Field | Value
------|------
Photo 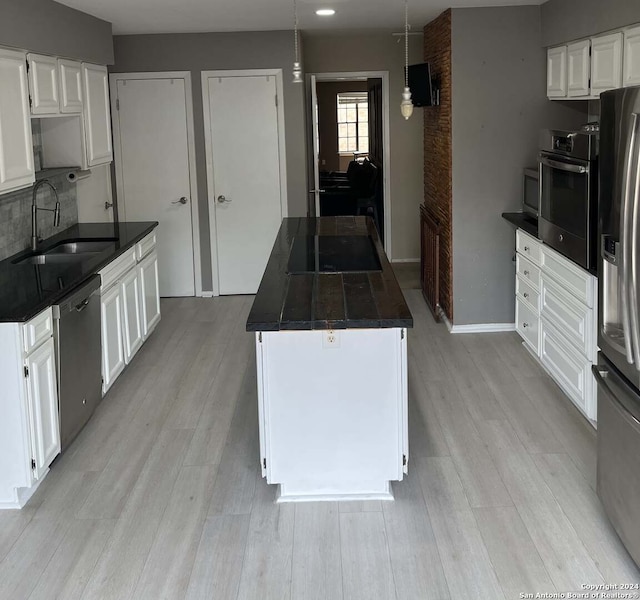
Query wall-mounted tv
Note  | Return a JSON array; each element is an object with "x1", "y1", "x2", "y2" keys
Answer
[{"x1": 406, "y1": 63, "x2": 440, "y2": 107}]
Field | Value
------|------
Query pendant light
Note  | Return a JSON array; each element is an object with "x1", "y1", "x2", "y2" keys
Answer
[
  {"x1": 400, "y1": 0, "x2": 413, "y2": 120},
  {"x1": 292, "y1": 0, "x2": 303, "y2": 83}
]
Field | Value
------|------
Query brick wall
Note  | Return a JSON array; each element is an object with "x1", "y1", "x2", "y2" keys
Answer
[{"x1": 423, "y1": 9, "x2": 453, "y2": 321}]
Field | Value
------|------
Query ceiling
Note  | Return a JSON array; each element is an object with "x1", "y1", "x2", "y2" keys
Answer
[{"x1": 56, "y1": 0, "x2": 544, "y2": 36}]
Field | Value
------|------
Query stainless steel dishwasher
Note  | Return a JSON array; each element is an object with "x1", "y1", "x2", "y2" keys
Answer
[{"x1": 53, "y1": 275, "x2": 102, "y2": 450}]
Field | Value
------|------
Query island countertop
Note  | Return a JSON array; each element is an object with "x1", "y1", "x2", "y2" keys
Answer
[
  {"x1": 246, "y1": 216, "x2": 413, "y2": 332},
  {"x1": 0, "y1": 221, "x2": 158, "y2": 323}
]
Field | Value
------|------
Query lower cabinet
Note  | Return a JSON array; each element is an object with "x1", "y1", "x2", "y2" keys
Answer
[
  {"x1": 99, "y1": 232, "x2": 160, "y2": 394},
  {"x1": 0, "y1": 308, "x2": 61, "y2": 508}
]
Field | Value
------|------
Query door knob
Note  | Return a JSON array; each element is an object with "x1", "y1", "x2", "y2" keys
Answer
[
  {"x1": 105, "y1": 201, "x2": 113, "y2": 210},
  {"x1": 172, "y1": 197, "x2": 188, "y2": 205},
  {"x1": 217, "y1": 195, "x2": 231, "y2": 203}
]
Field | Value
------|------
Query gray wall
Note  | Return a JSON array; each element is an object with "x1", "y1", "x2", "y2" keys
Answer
[
  {"x1": 111, "y1": 31, "x2": 308, "y2": 291},
  {"x1": 0, "y1": 0, "x2": 113, "y2": 64},
  {"x1": 541, "y1": 0, "x2": 640, "y2": 47},
  {"x1": 303, "y1": 31, "x2": 424, "y2": 262},
  {"x1": 451, "y1": 5, "x2": 587, "y2": 326}
]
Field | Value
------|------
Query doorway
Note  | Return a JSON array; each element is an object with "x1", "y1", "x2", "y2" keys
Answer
[
  {"x1": 309, "y1": 72, "x2": 391, "y2": 251},
  {"x1": 202, "y1": 69, "x2": 287, "y2": 296},
  {"x1": 110, "y1": 72, "x2": 201, "y2": 297}
]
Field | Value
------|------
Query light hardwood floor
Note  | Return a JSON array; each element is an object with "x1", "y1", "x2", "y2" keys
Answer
[{"x1": 0, "y1": 282, "x2": 639, "y2": 600}]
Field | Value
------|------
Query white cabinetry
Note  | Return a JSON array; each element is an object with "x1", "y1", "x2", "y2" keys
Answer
[
  {"x1": 0, "y1": 48, "x2": 35, "y2": 194},
  {"x1": 99, "y1": 231, "x2": 160, "y2": 394},
  {"x1": 82, "y1": 63, "x2": 113, "y2": 167},
  {"x1": 58, "y1": 59, "x2": 83, "y2": 113},
  {"x1": 623, "y1": 25, "x2": 640, "y2": 87},
  {"x1": 567, "y1": 40, "x2": 591, "y2": 97},
  {"x1": 0, "y1": 308, "x2": 60, "y2": 508},
  {"x1": 591, "y1": 32, "x2": 623, "y2": 96},
  {"x1": 547, "y1": 46, "x2": 567, "y2": 98},
  {"x1": 27, "y1": 53, "x2": 60, "y2": 115},
  {"x1": 513, "y1": 228, "x2": 598, "y2": 424}
]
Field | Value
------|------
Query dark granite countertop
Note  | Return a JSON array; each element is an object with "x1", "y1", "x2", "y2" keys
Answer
[
  {"x1": 246, "y1": 216, "x2": 413, "y2": 332},
  {"x1": 502, "y1": 212, "x2": 539, "y2": 238},
  {"x1": 0, "y1": 222, "x2": 158, "y2": 322}
]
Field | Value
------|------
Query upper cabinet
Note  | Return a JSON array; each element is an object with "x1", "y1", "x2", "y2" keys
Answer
[
  {"x1": 590, "y1": 32, "x2": 623, "y2": 95},
  {"x1": 0, "y1": 48, "x2": 35, "y2": 194},
  {"x1": 58, "y1": 59, "x2": 83, "y2": 113},
  {"x1": 547, "y1": 46, "x2": 567, "y2": 98},
  {"x1": 623, "y1": 25, "x2": 640, "y2": 87},
  {"x1": 27, "y1": 54, "x2": 60, "y2": 114},
  {"x1": 82, "y1": 63, "x2": 113, "y2": 167},
  {"x1": 567, "y1": 40, "x2": 591, "y2": 97},
  {"x1": 547, "y1": 25, "x2": 636, "y2": 99}
]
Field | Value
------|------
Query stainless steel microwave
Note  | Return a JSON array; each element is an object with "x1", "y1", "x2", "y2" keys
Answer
[{"x1": 523, "y1": 167, "x2": 539, "y2": 218}]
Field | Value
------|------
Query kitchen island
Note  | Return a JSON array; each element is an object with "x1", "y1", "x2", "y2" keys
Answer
[{"x1": 246, "y1": 216, "x2": 413, "y2": 502}]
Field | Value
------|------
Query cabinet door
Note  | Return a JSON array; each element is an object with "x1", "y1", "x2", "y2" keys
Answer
[
  {"x1": 82, "y1": 63, "x2": 113, "y2": 166},
  {"x1": 120, "y1": 267, "x2": 144, "y2": 363},
  {"x1": 139, "y1": 252, "x2": 161, "y2": 338},
  {"x1": 567, "y1": 40, "x2": 591, "y2": 97},
  {"x1": 547, "y1": 46, "x2": 567, "y2": 98},
  {"x1": 25, "y1": 338, "x2": 60, "y2": 480},
  {"x1": 591, "y1": 32, "x2": 623, "y2": 95},
  {"x1": 101, "y1": 283, "x2": 125, "y2": 393},
  {"x1": 58, "y1": 59, "x2": 83, "y2": 113},
  {"x1": 0, "y1": 48, "x2": 35, "y2": 194},
  {"x1": 623, "y1": 25, "x2": 640, "y2": 87},
  {"x1": 27, "y1": 53, "x2": 60, "y2": 115}
]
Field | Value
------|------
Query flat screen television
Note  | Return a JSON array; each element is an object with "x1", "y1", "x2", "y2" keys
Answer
[{"x1": 406, "y1": 63, "x2": 435, "y2": 107}]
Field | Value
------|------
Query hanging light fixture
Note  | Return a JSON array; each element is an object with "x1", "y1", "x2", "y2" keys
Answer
[
  {"x1": 292, "y1": 0, "x2": 303, "y2": 83},
  {"x1": 400, "y1": 0, "x2": 413, "y2": 120}
]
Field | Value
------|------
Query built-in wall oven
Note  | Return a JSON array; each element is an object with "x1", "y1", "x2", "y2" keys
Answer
[{"x1": 538, "y1": 130, "x2": 598, "y2": 271}]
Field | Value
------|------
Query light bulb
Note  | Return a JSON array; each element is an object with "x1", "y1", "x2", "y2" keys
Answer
[
  {"x1": 292, "y1": 61, "x2": 303, "y2": 83},
  {"x1": 400, "y1": 86, "x2": 413, "y2": 120}
]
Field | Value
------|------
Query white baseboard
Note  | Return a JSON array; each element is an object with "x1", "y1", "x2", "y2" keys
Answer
[
  {"x1": 445, "y1": 318, "x2": 516, "y2": 334},
  {"x1": 200, "y1": 291, "x2": 215, "y2": 298},
  {"x1": 391, "y1": 258, "x2": 420, "y2": 264}
]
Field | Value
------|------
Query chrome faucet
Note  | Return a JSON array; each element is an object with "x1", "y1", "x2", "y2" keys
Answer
[{"x1": 31, "y1": 179, "x2": 61, "y2": 251}]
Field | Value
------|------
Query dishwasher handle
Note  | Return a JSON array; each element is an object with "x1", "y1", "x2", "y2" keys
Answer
[{"x1": 54, "y1": 274, "x2": 101, "y2": 317}]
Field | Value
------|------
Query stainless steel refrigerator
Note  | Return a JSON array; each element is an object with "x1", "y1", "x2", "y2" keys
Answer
[{"x1": 596, "y1": 85, "x2": 640, "y2": 567}]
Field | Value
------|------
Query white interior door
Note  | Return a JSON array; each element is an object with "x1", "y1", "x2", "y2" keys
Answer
[
  {"x1": 204, "y1": 74, "x2": 284, "y2": 295},
  {"x1": 113, "y1": 77, "x2": 195, "y2": 297}
]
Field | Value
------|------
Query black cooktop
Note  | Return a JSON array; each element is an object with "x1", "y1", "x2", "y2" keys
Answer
[{"x1": 287, "y1": 235, "x2": 382, "y2": 274}]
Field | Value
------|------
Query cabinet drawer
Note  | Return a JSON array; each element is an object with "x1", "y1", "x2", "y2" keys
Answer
[
  {"x1": 540, "y1": 274, "x2": 594, "y2": 359},
  {"x1": 516, "y1": 254, "x2": 541, "y2": 291},
  {"x1": 99, "y1": 247, "x2": 136, "y2": 291},
  {"x1": 541, "y1": 245, "x2": 595, "y2": 308},
  {"x1": 540, "y1": 320, "x2": 593, "y2": 419},
  {"x1": 22, "y1": 308, "x2": 53, "y2": 354},
  {"x1": 136, "y1": 231, "x2": 156, "y2": 262},
  {"x1": 516, "y1": 276, "x2": 540, "y2": 313},
  {"x1": 516, "y1": 229, "x2": 541, "y2": 265},
  {"x1": 516, "y1": 298, "x2": 540, "y2": 354}
]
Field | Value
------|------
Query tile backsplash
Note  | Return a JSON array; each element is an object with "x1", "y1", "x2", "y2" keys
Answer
[{"x1": 0, "y1": 120, "x2": 79, "y2": 261}]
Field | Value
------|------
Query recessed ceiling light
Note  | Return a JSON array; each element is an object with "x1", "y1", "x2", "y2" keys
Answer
[{"x1": 316, "y1": 9, "x2": 336, "y2": 16}]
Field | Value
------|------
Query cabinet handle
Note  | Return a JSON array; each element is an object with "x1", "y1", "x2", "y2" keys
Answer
[
  {"x1": 524, "y1": 246, "x2": 530, "y2": 251},
  {"x1": 523, "y1": 292, "x2": 529, "y2": 298},
  {"x1": 524, "y1": 270, "x2": 530, "y2": 276},
  {"x1": 523, "y1": 322, "x2": 529, "y2": 328}
]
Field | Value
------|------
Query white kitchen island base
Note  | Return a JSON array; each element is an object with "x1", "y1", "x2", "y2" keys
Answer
[{"x1": 255, "y1": 327, "x2": 408, "y2": 502}]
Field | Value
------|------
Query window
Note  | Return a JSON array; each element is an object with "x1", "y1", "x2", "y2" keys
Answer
[{"x1": 337, "y1": 92, "x2": 369, "y2": 154}]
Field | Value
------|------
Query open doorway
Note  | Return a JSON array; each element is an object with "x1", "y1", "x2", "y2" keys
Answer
[{"x1": 309, "y1": 73, "x2": 389, "y2": 248}]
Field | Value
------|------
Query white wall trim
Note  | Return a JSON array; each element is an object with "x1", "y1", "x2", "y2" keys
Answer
[
  {"x1": 200, "y1": 291, "x2": 215, "y2": 298},
  {"x1": 309, "y1": 71, "x2": 392, "y2": 260},
  {"x1": 391, "y1": 258, "x2": 420, "y2": 264},
  {"x1": 201, "y1": 68, "x2": 288, "y2": 297},
  {"x1": 109, "y1": 71, "x2": 203, "y2": 297},
  {"x1": 445, "y1": 320, "x2": 517, "y2": 334}
]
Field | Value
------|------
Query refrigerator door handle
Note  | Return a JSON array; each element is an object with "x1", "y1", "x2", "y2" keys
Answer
[{"x1": 627, "y1": 113, "x2": 640, "y2": 370}]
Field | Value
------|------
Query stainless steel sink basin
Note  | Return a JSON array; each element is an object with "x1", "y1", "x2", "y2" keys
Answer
[
  {"x1": 16, "y1": 253, "x2": 97, "y2": 265},
  {"x1": 46, "y1": 240, "x2": 115, "y2": 254}
]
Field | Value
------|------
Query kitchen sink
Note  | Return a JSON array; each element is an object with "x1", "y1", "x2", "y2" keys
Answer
[
  {"x1": 15, "y1": 253, "x2": 97, "y2": 265},
  {"x1": 46, "y1": 240, "x2": 115, "y2": 254}
]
